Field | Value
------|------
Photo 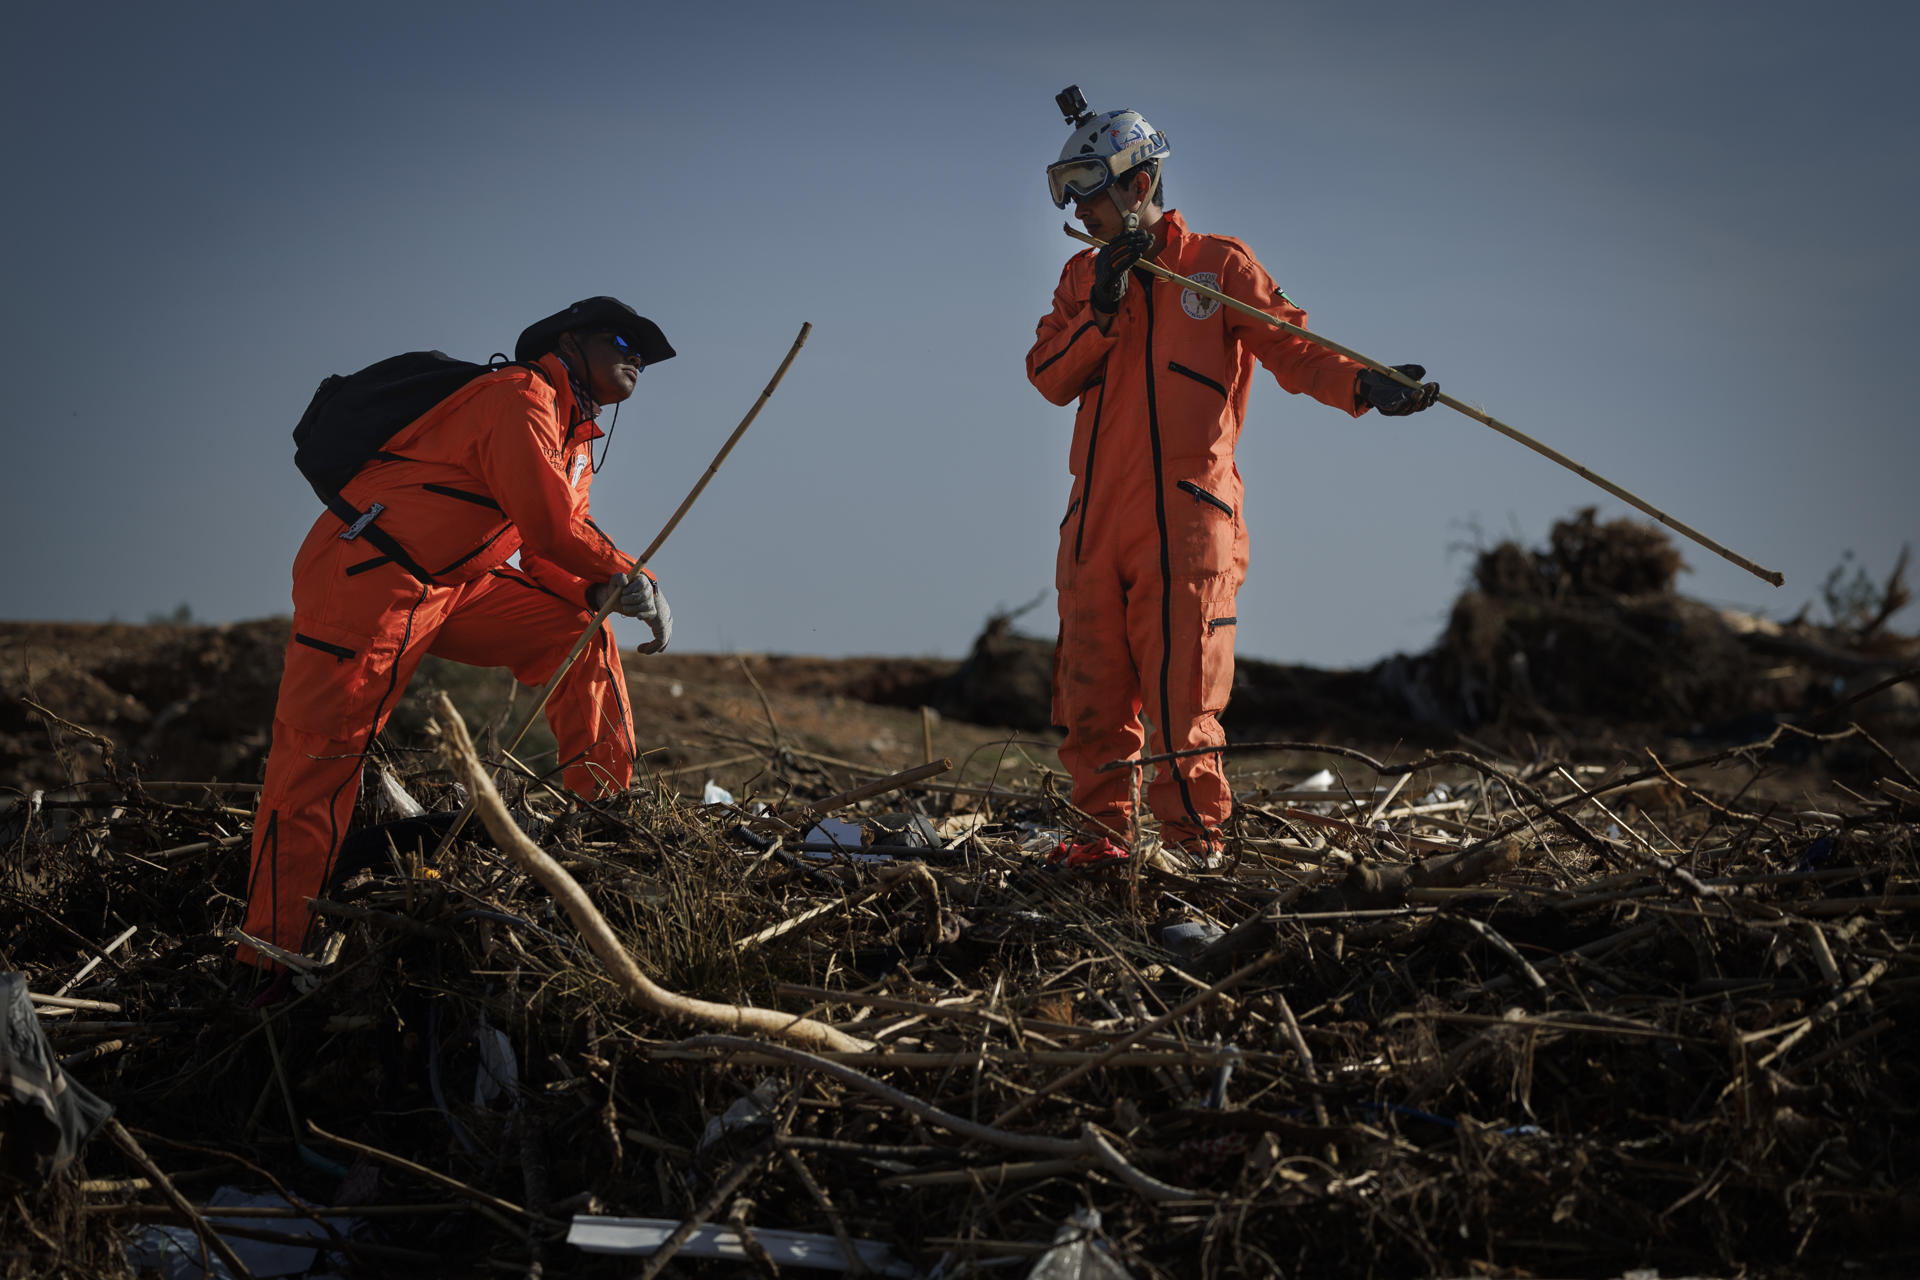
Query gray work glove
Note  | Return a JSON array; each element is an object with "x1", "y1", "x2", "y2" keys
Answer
[{"x1": 596, "y1": 571, "x2": 673, "y2": 654}]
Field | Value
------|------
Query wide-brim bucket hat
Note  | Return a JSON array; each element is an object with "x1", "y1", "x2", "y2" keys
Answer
[{"x1": 514, "y1": 296, "x2": 676, "y2": 365}]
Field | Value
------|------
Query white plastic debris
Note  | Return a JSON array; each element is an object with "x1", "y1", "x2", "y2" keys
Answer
[
  {"x1": 568, "y1": 1216, "x2": 913, "y2": 1275},
  {"x1": 702, "y1": 780, "x2": 734, "y2": 805},
  {"x1": 124, "y1": 1186, "x2": 360, "y2": 1278},
  {"x1": 374, "y1": 765, "x2": 425, "y2": 819},
  {"x1": 1027, "y1": 1206, "x2": 1133, "y2": 1279},
  {"x1": 696, "y1": 1079, "x2": 779, "y2": 1155},
  {"x1": 935, "y1": 812, "x2": 989, "y2": 841},
  {"x1": 1297, "y1": 769, "x2": 1336, "y2": 790},
  {"x1": 472, "y1": 1011, "x2": 518, "y2": 1110},
  {"x1": 1017, "y1": 824, "x2": 1071, "y2": 853}
]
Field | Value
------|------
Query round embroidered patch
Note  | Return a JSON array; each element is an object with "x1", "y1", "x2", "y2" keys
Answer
[{"x1": 1181, "y1": 272, "x2": 1222, "y2": 320}]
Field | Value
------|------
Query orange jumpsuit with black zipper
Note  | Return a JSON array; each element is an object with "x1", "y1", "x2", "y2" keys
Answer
[
  {"x1": 1027, "y1": 209, "x2": 1367, "y2": 851},
  {"x1": 241, "y1": 351, "x2": 643, "y2": 961}
]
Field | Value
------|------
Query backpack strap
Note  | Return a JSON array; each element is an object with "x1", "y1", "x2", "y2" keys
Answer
[
  {"x1": 491, "y1": 357, "x2": 556, "y2": 390},
  {"x1": 323, "y1": 492, "x2": 440, "y2": 584}
]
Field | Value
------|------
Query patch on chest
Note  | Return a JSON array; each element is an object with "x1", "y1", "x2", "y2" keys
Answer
[
  {"x1": 570, "y1": 452, "x2": 590, "y2": 486},
  {"x1": 1180, "y1": 272, "x2": 1222, "y2": 320}
]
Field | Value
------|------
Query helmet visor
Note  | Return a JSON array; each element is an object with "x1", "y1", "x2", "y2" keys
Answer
[{"x1": 1046, "y1": 158, "x2": 1115, "y2": 209}]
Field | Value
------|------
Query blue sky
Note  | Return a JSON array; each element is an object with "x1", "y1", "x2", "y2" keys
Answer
[{"x1": 3, "y1": 1, "x2": 1914, "y2": 666}]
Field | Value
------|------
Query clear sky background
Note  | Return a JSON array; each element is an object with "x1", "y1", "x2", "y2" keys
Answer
[{"x1": 3, "y1": 1, "x2": 1914, "y2": 667}]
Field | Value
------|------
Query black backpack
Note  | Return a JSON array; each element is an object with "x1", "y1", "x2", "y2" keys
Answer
[{"x1": 291, "y1": 351, "x2": 552, "y2": 578}]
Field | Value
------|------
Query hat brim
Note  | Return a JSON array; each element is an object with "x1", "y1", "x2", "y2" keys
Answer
[{"x1": 514, "y1": 297, "x2": 676, "y2": 366}]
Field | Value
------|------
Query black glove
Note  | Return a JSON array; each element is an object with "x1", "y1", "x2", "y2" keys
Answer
[
  {"x1": 1090, "y1": 228, "x2": 1154, "y2": 313},
  {"x1": 1357, "y1": 363, "x2": 1440, "y2": 416}
]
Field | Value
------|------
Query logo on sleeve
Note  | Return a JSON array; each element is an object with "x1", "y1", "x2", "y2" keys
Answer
[{"x1": 1181, "y1": 272, "x2": 1222, "y2": 320}]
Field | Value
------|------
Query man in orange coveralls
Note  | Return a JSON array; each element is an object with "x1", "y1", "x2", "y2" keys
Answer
[
  {"x1": 1027, "y1": 91, "x2": 1440, "y2": 861},
  {"x1": 240, "y1": 296, "x2": 675, "y2": 968}
]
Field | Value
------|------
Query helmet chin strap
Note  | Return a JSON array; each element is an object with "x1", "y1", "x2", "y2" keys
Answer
[{"x1": 1111, "y1": 168, "x2": 1161, "y2": 235}]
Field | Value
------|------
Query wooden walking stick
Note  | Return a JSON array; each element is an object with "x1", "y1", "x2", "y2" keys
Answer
[
  {"x1": 432, "y1": 322, "x2": 812, "y2": 857},
  {"x1": 1064, "y1": 224, "x2": 1784, "y2": 588}
]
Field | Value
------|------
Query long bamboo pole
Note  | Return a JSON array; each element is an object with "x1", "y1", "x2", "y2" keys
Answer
[
  {"x1": 1064, "y1": 224, "x2": 1782, "y2": 587},
  {"x1": 432, "y1": 322, "x2": 812, "y2": 859},
  {"x1": 631, "y1": 321, "x2": 815, "y2": 569}
]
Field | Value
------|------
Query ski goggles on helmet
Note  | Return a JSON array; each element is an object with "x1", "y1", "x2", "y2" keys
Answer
[{"x1": 1046, "y1": 158, "x2": 1118, "y2": 209}]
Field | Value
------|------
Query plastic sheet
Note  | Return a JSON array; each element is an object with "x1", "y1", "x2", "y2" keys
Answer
[
  {"x1": 123, "y1": 1187, "x2": 360, "y2": 1279},
  {"x1": 0, "y1": 972, "x2": 113, "y2": 1188},
  {"x1": 1026, "y1": 1207, "x2": 1133, "y2": 1279}
]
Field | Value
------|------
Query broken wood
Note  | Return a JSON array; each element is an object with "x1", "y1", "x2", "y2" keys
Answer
[
  {"x1": 767, "y1": 758, "x2": 955, "y2": 828},
  {"x1": 432, "y1": 692, "x2": 870, "y2": 1054}
]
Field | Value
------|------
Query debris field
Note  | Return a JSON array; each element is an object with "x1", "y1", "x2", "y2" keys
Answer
[{"x1": 3, "y1": 514, "x2": 1917, "y2": 1278}]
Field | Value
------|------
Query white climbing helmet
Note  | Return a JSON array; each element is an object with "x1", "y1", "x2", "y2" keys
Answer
[
  {"x1": 1052, "y1": 95, "x2": 1167, "y2": 210},
  {"x1": 1046, "y1": 100, "x2": 1170, "y2": 209}
]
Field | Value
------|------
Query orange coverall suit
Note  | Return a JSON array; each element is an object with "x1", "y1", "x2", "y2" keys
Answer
[
  {"x1": 1026, "y1": 210, "x2": 1366, "y2": 850},
  {"x1": 242, "y1": 352, "x2": 641, "y2": 960}
]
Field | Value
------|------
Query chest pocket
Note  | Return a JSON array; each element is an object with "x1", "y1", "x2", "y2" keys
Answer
[{"x1": 1167, "y1": 361, "x2": 1227, "y2": 401}]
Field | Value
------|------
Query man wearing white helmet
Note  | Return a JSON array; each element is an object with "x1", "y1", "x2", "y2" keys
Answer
[{"x1": 1028, "y1": 86, "x2": 1439, "y2": 862}]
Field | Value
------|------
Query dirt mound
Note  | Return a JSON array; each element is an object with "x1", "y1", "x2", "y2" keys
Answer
[
  {"x1": 1472, "y1": 506, "x2": 1686, "y2": 599},
  {"x1": 1, "y1": 621, "x2": 286, "y2": 792},
  {"x1": 1431, "y1": 511, "x2": 1916, "y2": 738},
  {"x1": 933, "y1": 611, "x2": 1056, "y2": 731},
  {"x1": 1435, "y1": 587, "x2": 1778, "y2": 729},
  {"x1": 930, "y1": 511, "x2": 1917, "y2": 748}
]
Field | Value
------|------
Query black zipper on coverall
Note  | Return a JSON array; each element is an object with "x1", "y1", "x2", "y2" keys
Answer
[
  {"x1": 1139, "y1": 274, "x2": 1209, "y2": 837},
  {"x1": 1072, "y1": 380, "x2": 1107, "y2": 563},
  {"x1": 307, "y1": 583, "x2": 429, "y2": 950}
]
